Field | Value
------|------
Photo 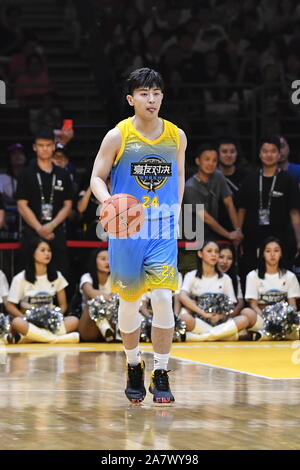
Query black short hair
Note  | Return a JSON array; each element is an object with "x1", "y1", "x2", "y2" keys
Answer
[
  {"x1": 34, "y1": 128, "x2": 55, "y2": 142},
  {"x1": 196, "y1": 143, "x2": 218, "y2": 158},
  {"x1": 259, "y1": 136, "x2": 281, "y2": 152},
  {"x1": 217, "y1": 136, "x2": 238, "y2": 148},
  {"x1": 126, "y1": 68, "x2": 164, "y2": 95}
]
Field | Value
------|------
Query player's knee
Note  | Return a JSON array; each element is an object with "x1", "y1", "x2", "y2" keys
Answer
[
  {"x1": 118, "y1": 297, "x2": 142, "y2": 334},
  {"x1": 151, "y1": 288, "x2": 175, "y2": 329}
]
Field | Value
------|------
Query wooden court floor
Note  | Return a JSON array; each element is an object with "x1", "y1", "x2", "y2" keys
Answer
[{"x1": 1, "y1": 341, "x2": 300, "y2": 450}]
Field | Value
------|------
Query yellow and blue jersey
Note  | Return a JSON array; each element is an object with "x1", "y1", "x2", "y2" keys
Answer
[
  {"x1": 111, "y1": 117, "x2": 179, "y2": 219},
  {"x1": 108, "y1": 117, "x2": 180, "y2": 301}
]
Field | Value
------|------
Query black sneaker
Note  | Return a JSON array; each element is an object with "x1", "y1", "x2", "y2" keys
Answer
[
  {"x1": 149, "y1": 369, "x2": 175, "y2": 404},
  {"x1": 104, "y1": 328, "x2": 115, "y2": 342},
  {"x1": 4, "y1": 333, "x2": 21, "y2": 344},
  {"x1": 125, "y1": 360, "x2": 146, "y2": 403}
]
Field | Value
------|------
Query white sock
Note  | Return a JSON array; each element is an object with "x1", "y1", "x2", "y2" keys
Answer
[
  {"x1": 192, "y1": 317, "x2": 212, "y2": 334},
  {"x1": 125, "y1": 345, "x2": 141, "y2": 366},
  {"x1": 154, "y1": 352, "x2": 169, "y2": 371}
]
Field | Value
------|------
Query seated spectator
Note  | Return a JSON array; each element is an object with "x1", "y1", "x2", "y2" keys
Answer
[
  {"x1": 0, "y1": 143, "x2": 27, "y2": 239},
  {"x1": 176, "y1": 31, "x2": 203, "y2": 82},
  {"x1": 288, "y1": 20, "x2": 300, "y2": 56},
  {"x1": 217, "y1": 242, "x2": 244, "y2": 316},
  {"x1": 9, "y1": 35, "x2": 45, "y2": 82},
  {"x1": 193, "y1": 4, "x2": 227, "y2": 53},
  {"x1": 159, "y1": 45, "x2": 186, "y2": 101},
  {"x1": 259, "y1": 0, "x2": 296, "y2": 35},
  {"x1": 0, "y1": 5, "x2": 27, "y2": 57},
  {"x1": 112, "y1": 28, "x2": 145, "y2": 79},
  {"x1": 0, "y1": 269, "x2": 9, "y2": 312},
  {"x1": 245, "y1": 236, "x2": 300, "y2": 340},
  {"x1": 200, "y1": 51, "x2": 221, "y2": 83},
  {"x1": 254, "y1": 63, "x2": 287, "y2": 119},
  {"x1": 78, "y1": 248, "x2": 117, "y2": 342},
  {"x1": 243, "y1": 11, "x2": 269, "y2": 52},
  {"x1": 260, "y1": 36, "x2": 287, "y2": 73},
  {"x1": 5, "y1": 238, "x2": 79, "y2": 344},
  {"x1": 284, "y1": 52, "x2": 300, "y2": 88},
  {"x1": 179, "y1": 240, "x2": 250, "y2": 341},
  {"x1": 63, "y1": 0, "x2": 81, "y2": 51},
  {"x1": 237, "y1": 45, "x2": 262, "y2": 86},
  {"x1": 29, "y1": 92, "x2": 62, "y2": 137},
  {"x1": 204, "y1": 72, "x2": 240, "y2": 136},
  {"x1": 143, "y1": 30, "x2": 165, "y2": 71},
  {"x1": 213, "y1": 0, "x2": 240, "y2": 28},
  {"x1": 14, "y1": 53, "x2": 53, "y2": 103}
]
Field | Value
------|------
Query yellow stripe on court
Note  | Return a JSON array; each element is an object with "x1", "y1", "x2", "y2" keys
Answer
[{"x1": 2, "y1": 341, "x2": 300, "y2": 379}]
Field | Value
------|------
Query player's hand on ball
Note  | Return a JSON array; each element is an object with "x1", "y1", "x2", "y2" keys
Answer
[{"x1": 99, "y1": 193, "x2": 145, "y2": 238}]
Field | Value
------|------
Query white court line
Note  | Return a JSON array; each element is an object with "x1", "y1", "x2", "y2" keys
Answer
[
  {"x1": 0, "y1": 389, "x2": 298, "y2": 393},
  {"x1": 171, "y1": 344, "x2": 294, "y2": 349},
  {"x1": 0, "y1": 346, "x2": 92, "y2": 353}
]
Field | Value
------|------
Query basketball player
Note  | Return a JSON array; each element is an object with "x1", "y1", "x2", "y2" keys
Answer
[{"x1": 91, "y1": 68, "x2": 186, "y2": 404}]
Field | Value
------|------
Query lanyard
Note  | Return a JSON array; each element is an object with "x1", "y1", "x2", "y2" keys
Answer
[
  {"x1": 36, "y1": 172, "x2": 56, "y2": 205},
  {"x1": 259, "y1": 169, "x2": 278, "y2": 211},
  {"x1": 225, "y1": 177, "x2": 239, "y2": 192}
]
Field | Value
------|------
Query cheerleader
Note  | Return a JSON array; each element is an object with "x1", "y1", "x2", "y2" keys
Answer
[
  {"x1": 245, "y1": 236, "x2": 300, "y2": 339},
  {"x1": 179, "y1": 240, "x2": 250, "y2": 341},
  {"x1": 217, "y1": 243, "x2": 244, "y2": 315},
  {"x1": 5, "y1": 238, "x2": 79, "y2": 343},
  {"x1": 78, "y1": 248, "x2": 116, "y2": 342},
  {"x1": 0, "y1": 269, "x2": 9, "y2": 311}
]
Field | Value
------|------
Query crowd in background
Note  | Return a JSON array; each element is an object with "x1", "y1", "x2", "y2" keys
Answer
[{"x1": 1, "y1": 1, "x2": 300, "y2": 154}]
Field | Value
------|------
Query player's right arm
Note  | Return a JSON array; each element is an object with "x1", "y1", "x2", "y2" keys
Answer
[{"x1": 90, "y1": 128, "x2": 122, "y2": 203}]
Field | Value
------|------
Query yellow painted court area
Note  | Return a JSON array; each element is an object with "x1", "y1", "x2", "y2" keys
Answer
[
  {"x1": 2, "y1": 340, "x2": 300, "y2": 380},
  {"x1": 169, "y1": 342, "x2": 300, "y2": 380}
]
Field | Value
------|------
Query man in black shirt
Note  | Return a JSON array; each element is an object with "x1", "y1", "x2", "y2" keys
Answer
[
  {"x1": 16, "y1": 130, "x2": 73, "y2": 277},
  {"x1": 237, "y1": 136, "x2": 300, "y2": 282},
  {"x1": 218, "y1": 137, "x2": 250, "y2": 231}
]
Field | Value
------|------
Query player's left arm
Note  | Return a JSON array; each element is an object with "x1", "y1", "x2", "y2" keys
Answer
[{"x1": 177, "y1": 129, "x2": 187, "y2": 218}]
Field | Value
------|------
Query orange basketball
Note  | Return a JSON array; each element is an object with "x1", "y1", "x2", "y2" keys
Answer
[{"x1": 99, "y1": 193, "x2": 145, "y2": 238}]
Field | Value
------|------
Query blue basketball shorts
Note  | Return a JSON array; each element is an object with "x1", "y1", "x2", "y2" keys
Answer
[{"x1": 108, "y1": 216, "x2": 178, "y2": 301}]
